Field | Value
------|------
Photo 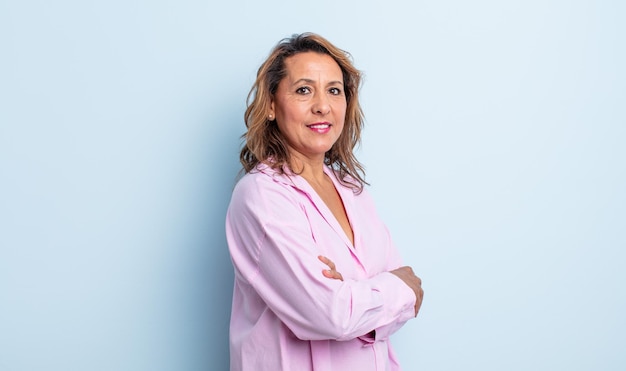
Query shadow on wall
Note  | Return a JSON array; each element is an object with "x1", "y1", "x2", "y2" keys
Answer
[{"x1": 183, "y1": 99, "x2": 244, "y2": 370}]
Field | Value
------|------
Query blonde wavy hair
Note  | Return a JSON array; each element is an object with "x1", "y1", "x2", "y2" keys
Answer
[{"x1": 240, "y1": 32, "x2": 367, "y2": 193}]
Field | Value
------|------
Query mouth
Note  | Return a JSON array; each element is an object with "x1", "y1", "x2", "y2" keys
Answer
[
  {"x1": 306, "y1": 122, "x2": 332, "y2": 130},
  {"x1": 306, "y1": 122, "x2": 332, "y2": 133}
]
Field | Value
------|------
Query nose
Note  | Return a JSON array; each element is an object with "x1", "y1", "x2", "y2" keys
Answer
[{"x1": 311, "y1": 93, "x2": 331, "y2": 115}]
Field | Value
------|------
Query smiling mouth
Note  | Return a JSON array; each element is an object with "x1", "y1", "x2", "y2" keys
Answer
[{"x1": 306, "y1": 123, "x2": 331, "y2": 129}]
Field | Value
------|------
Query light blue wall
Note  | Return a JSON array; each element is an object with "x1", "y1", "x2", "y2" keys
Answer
[{"x1": 1, "y1": 1, "x2": 624, "y2": 370}]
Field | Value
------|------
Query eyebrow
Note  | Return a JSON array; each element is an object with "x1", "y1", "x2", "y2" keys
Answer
[{"x1": 292, "y1": 78, "x2": 344, "y2": 86}]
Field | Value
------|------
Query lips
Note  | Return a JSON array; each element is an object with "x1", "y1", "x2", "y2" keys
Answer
[{"x1": 306, "y1": 122, "x2": 332, "y2": 134}]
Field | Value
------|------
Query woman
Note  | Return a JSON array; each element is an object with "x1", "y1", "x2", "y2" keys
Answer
[{"x1": 226, "y1": 33, "x2": 424, "y2": 371}]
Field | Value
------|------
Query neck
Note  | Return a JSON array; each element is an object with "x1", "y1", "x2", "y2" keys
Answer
[{"x1": 289, "y1": 153, "x2": 327, "y2": 185}]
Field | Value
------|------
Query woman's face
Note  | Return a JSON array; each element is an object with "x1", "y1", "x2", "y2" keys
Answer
[{"x1": 269, "y1": 51, "x2": 347, "y2": 163}]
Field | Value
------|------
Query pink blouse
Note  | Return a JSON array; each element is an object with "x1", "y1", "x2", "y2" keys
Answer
[{"x1": 226, "y1": 163, "x2": 416, "y2": 370}]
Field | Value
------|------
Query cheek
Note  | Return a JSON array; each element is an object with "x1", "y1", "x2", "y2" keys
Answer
[
  {"x1": 277, "y1": 100, "x2": 306, "y2": 121},
  {"x1": 336, "y1": 108, "x2": 347, "y2": 129},
  {"x1": 335, "y1": 101, "x2": 347, "y2": 120},
  {"x1": 337, "y1": 123, "x2": 347, "y2": 137}
]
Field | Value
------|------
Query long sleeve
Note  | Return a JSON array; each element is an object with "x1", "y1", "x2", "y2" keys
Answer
[
  {"x1": 367, "y1": 223, "x2": 416, "y2": 341},
  {"x1": 227, "y1": 170, "x2": 415, "y2": 342}
]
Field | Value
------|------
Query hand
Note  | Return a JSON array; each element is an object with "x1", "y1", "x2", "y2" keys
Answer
[
  {"x1": 390, "y1": 266, "x2": 424, "y2": 316},
  {"x1": 318, "y1": 255, "x2": 344, "y2": 281}
]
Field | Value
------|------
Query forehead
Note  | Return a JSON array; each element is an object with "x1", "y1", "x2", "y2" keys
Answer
[{"x1": 283, "y1": 52, "x2": 343, "y2": 81}]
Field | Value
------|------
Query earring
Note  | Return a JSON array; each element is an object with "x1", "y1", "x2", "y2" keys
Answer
[{"x1": 268, "y1": 115, "x2": 274, "y2": 120}]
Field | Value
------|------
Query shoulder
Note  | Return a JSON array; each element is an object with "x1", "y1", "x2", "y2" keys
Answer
[
  {"x1": 229, "y1": 165, "x2": 303, "y2": 216},
  {"x1": 233, "y1": 164, "x2": 296, "y2": 197}
]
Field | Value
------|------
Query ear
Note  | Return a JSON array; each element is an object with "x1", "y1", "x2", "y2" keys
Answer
[{"x1": 268, "y1": 99, "x2": 276, "y2": 119}]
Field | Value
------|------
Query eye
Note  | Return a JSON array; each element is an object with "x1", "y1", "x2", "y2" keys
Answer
[
  {"x1": 329, "y1": 87, "x2": 342, "y2": 95},
  {"x1": 296, "y1": 86, "x2": 311, "y2": 94}
]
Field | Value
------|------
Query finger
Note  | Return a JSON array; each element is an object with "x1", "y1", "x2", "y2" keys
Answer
[
  {"x1": 322, "y1": 269, "x2": 343, "y2": 280},
  {"x1": 415, "y1": 289, "x2": 424, "y2": 316},
  {"x1": 318, "y1": 255, "x2": 336, "y2": 270},
  {"x1": 322, "y1": 268, "x2": 344, "y2": 281},
  {"x1": 322, "y1": 269, "x2": 337, "y2": 279}
]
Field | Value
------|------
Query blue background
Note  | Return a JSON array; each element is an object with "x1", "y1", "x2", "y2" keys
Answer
[{"x1": 1, "y1": 0, "x2": 624, "y2": 370}]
